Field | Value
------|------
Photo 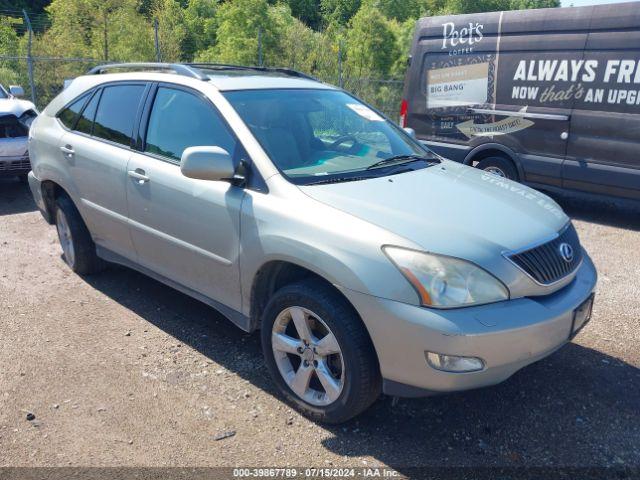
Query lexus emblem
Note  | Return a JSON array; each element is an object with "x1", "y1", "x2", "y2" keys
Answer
[{"x1": 559, "y1": 243, "x2": 574, "y2": 263}]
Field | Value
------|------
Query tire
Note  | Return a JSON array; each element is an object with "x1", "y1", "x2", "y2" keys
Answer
[
  {"x1": 261, "y1": 279, "x2": 381, "y2": 424},
  {"x1": 54, "y1": 194, "x2": 105, "y2": 275},
  {"x1": 476, "y1": 156, "x2": 519, "y2": 181}
]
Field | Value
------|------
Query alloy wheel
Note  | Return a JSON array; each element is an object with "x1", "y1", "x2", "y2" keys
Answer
[
  {"x1": 271, "y1": 306, "x2": 345, "y2": 406},
  {"x1": 484, "y1": 166, "x2": 506, "y2": 178},
  {"x1": 56, "y1": 208, "x2": 75, "y2": 267}
]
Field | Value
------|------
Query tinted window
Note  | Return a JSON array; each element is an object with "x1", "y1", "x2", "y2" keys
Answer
[
  {"x1": 145, "y1": 87, "x2": 236, "y2": 161},
  {"x1": 75, "y1": 91, "x2": 100, "y2": 135},
  {"x1": 58, "y1": 94, "x2": 89, "y2": 129},
  {"x1": 93, "y1": 85, "x2": 145, "y2": 146}
]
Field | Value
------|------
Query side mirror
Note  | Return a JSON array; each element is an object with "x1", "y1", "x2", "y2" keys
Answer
[
  {"x1": 180, "y1": 146, "x2": 236, "y2": 181},
  {"x1": 403, "y1": 127, "x2": 416, "y2": 138},
  {"x1": 9, "y1": 85, "x2": 25, "y2": 97}
]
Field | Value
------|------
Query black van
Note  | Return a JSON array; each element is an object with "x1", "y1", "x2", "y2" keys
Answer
[{"x1": 401, "y1": 2, "x2": 640, "y2": 200}]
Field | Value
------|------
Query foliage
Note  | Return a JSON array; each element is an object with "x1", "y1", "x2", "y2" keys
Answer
[{"x1": 1, "y1": 0, "x2": 560, "y2": 109}]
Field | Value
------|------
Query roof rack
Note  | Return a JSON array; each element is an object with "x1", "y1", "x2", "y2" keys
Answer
[
  {"x1": 86, "y1": 63, "x2": 208, "y2": 80},
  {"x1": 186, "y1": 63, "x2": 318, "y2": 81},
  {"x1": 86, "y1": 62, "x2": 319, "y2": 82}
]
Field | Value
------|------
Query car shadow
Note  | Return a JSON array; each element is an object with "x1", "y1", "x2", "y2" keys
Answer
[
  {"x1": 80, "y1": 266, "x2": 640, "y2": 470},
  {"x1": 0, "y1": 177, "x2": 37, "y2": 216},
  {"x1": 545, "y1": 189, "x2": 640, "y2": 232}
]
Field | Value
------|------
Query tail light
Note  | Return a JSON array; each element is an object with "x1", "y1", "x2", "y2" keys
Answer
[{"x1": 399, "y1": 99, "x2": 408, "y2": 128}]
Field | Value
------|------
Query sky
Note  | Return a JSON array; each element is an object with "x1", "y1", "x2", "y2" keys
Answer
[{"x1": 561, "y1": 0, "x2": 637, "y2": 6}]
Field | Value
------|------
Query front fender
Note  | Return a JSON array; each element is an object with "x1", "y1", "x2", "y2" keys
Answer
[{"x1": 238, "y1": 189, "x2": 422, "y2": 317}]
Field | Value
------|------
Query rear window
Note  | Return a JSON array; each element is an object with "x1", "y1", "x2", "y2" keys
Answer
[
  {"x1": 75, "y1": 91, "x2": 100, "y2": 135},
  {"x1": 58, "y1": 94, "x2": 89, "y2": 129},
  {"x1": 92, "y1": 85, "x2": 145, "y2": 146}
]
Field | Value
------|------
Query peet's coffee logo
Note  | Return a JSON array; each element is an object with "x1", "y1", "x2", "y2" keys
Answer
[{"x1": 442, "y1": 22, "x2": 484, "y2": 56}]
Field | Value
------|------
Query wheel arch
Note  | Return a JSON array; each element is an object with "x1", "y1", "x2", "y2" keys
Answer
[
  {"x1": 463, "y1": 143, "x2": 524, "y2": 181},
  {"x1": 249, "y1": 260, "x2": 361, "y2": 333},
  {"x1": 40, "y1": 179, "x2": 70, "y2": 224}
]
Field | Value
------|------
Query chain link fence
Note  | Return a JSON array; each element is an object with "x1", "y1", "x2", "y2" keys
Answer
[{"x1": 0, "y1": 11, "x2": 404, "y2": 120}]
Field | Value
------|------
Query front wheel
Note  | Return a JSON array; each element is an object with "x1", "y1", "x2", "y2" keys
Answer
[
  {"x1": 261, "y1": 280, "x2": 381, "y2": 424},
  {"x1": 476, "y1": 156, "x2": 519, "y2": 181}
]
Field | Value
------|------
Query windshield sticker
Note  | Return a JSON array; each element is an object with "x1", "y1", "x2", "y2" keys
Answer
[
  {"x1": 427, "y1": 62, "x2": 489, "y2": 109},
  {"x1": 346, "y1": 103, "x2": 384, "y2": 121}
]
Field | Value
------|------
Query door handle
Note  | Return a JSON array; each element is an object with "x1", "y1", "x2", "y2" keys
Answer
[
  {"x1": 60, "y1": 145, "x2": 74, "y2": 158},
  {"x1": 128, "y1": 169, "x2": 150, "y2": 183}
]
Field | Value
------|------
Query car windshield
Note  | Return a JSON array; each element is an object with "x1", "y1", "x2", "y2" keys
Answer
[{"x1": 223, "y1": 89, "x2": 437, "y2": 184}]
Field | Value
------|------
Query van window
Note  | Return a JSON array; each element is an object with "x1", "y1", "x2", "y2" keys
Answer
[
  {"x1": 93, "y1": 85, "x2": 145, "y2": 146},
  {"x1": 58, "y1": 94, "x2": 89, "y2": 129},
  {"x1": 75, "y1": 90, "x2": 100, "y2": 135},
  {"x1": 145, "y1": 87, "x2": 236, "y2": 162}
]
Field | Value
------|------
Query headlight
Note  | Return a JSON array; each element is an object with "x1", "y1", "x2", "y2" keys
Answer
[{"x1": 383, "y1": 246, "x2": 509, "y2": 308}]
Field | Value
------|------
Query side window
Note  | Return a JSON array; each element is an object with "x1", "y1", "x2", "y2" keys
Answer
[
  {"x1": 93, "y1": 84, "x2": 145, "y2": 146},
  {"x1": 57, "y1": 94, "x2": 89, "y2": 129},
  {"x1": 145, "y1": 87, "x2": 236, "y2": 162},
  {"x1": 75, "y1": 90, "x2": 100, "y2": 135}
]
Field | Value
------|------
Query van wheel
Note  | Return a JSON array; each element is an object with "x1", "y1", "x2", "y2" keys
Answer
[
  {"x1": 261, "y1": 280, "x2": 381, "y2": 424},
  {"x1": 476, "y1": 156, "x2": 519, "y2": 181},
  {"x1": 55, "y1": 195, "x2": 105, "y2": 275}
]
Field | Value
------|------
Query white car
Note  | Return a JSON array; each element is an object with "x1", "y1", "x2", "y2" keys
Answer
[{"x1": 0, "y1": 84, "x2": 37, "y2": 181}]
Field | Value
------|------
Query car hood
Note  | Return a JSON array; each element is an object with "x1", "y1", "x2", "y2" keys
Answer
[
  {"x1": 0, "y1": 98, "x2": 36, "y2": 117},
  {"x1": 299, "y1": 160, "x2": 568, "y2": 264}
]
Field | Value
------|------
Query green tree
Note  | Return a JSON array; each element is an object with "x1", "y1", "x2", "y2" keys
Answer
[
  {"x1": 321, "y1": 0, "x2": 361, "y2": 26},
  {"x1": 361, "y1": 0, "x2": 421, "y2": 22},
  {"x1": 286, "y1": 0, "x2": 323, "y2": 30},
  {"x1": 183, "y1": 0, "x2": 218, "y2": 59},
  {"x1": 345, "y1": 5, "x2": 398, "y2": 77},
  {"x1": 198, "y1": 0, "x2": 282, "y2": 65},
  {"x1": 152, "y1": 0, "x2": 188, "y2": 61}
]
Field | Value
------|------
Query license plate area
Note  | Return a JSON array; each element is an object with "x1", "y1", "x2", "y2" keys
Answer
[{"x1": 570, "y1": 293, "x2": 594, "y2": 339}]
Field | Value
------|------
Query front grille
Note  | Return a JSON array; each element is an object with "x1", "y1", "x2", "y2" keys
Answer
[
  {"x1": 507, "y1": 223, "x2": 583, "y2": 285},
  {"x1": 0, "y1": 156, "x2": 30, "y2": 172}
]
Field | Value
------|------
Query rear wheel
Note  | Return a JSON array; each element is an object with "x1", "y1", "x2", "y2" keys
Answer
[
  {"x1": 476, "y1": 156, "x2": 519, "y2": 181},
  {"x1": 55, "y1": 195, "x2": 105, "y2": 275},
  {"x1": 261, "y1": 280, "x2": 381, "y2": 424}
]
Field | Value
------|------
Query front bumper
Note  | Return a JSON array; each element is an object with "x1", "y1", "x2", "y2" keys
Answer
[
  {"x1": 340, "y1": 253, "x2": 597, "y2": 397},
  {"x1": 0, "y1": 154, "x2": 30, "y2": 176}
]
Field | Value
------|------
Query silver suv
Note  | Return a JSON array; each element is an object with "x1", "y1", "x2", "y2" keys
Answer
[{"x1": 28, "y1": 63, "x2": 597, "y2": 423}]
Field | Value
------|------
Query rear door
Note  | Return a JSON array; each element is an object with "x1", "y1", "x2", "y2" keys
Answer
[
  {"x1": 57, "y1": 83, "x2": 148, "y2": 258},
  {"x1": 126, "y1": 84, "x2": 245, "y2": 311},
  {"x1": 562, "y1": 5, "x2": 640, "y2": 200}
]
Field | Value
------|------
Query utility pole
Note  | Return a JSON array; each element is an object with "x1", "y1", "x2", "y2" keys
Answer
[
  {"x1": 103, "y1": 12, "x2": 108, "y2": 61},
  {"x1": 22, "y1": 10, "x2": 36, "y2": 105},
  {"x1": 338, "y1": 38, "x2": 343, "y2": 89},
  {"x1": 154, "y1": 18, "x2": 161, "y2": 62},
  {"x1": 257, "y1": 26, "x2": 263, "y2": 67}
]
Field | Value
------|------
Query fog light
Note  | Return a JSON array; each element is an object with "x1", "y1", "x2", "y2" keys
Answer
[{"x1": 426, "y1": 352, "x2": 484, "y2": 373}]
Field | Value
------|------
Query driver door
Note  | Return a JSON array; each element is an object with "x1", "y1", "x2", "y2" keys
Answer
[{"x1": 126, "y1": 84, "x2": 245, "y2": 311}]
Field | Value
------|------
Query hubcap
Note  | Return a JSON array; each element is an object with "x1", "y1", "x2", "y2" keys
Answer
[
  {"x1": 56, "y1": 209, "x2": 75, "y2": 267},
  {"x1": 271, "y1": 306, "x2": 344, "y2": 406},
  {"x1": 484, "y1": 166, "x2": 506, "y2": 178}
]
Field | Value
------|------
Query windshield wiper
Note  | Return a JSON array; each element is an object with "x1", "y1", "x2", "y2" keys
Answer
[
  {"x1": 366, "y1": 154, "x2": 438, "y2": 170},
  {"x1": 304, "y1": 176, "x2": 373, "y2": 185}
]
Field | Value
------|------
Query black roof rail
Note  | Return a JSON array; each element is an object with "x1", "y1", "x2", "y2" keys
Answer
[
  {"x1": 86, "y1": 62, "x2": 207, "y2": 80},
  {"x1": 185, "y1": 63, "x2": 318, "y2": 81}
]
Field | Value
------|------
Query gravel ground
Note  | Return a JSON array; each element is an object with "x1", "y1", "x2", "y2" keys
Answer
[{"x1": 0, "y1": 177, "x2": 639, "y2": 472}]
